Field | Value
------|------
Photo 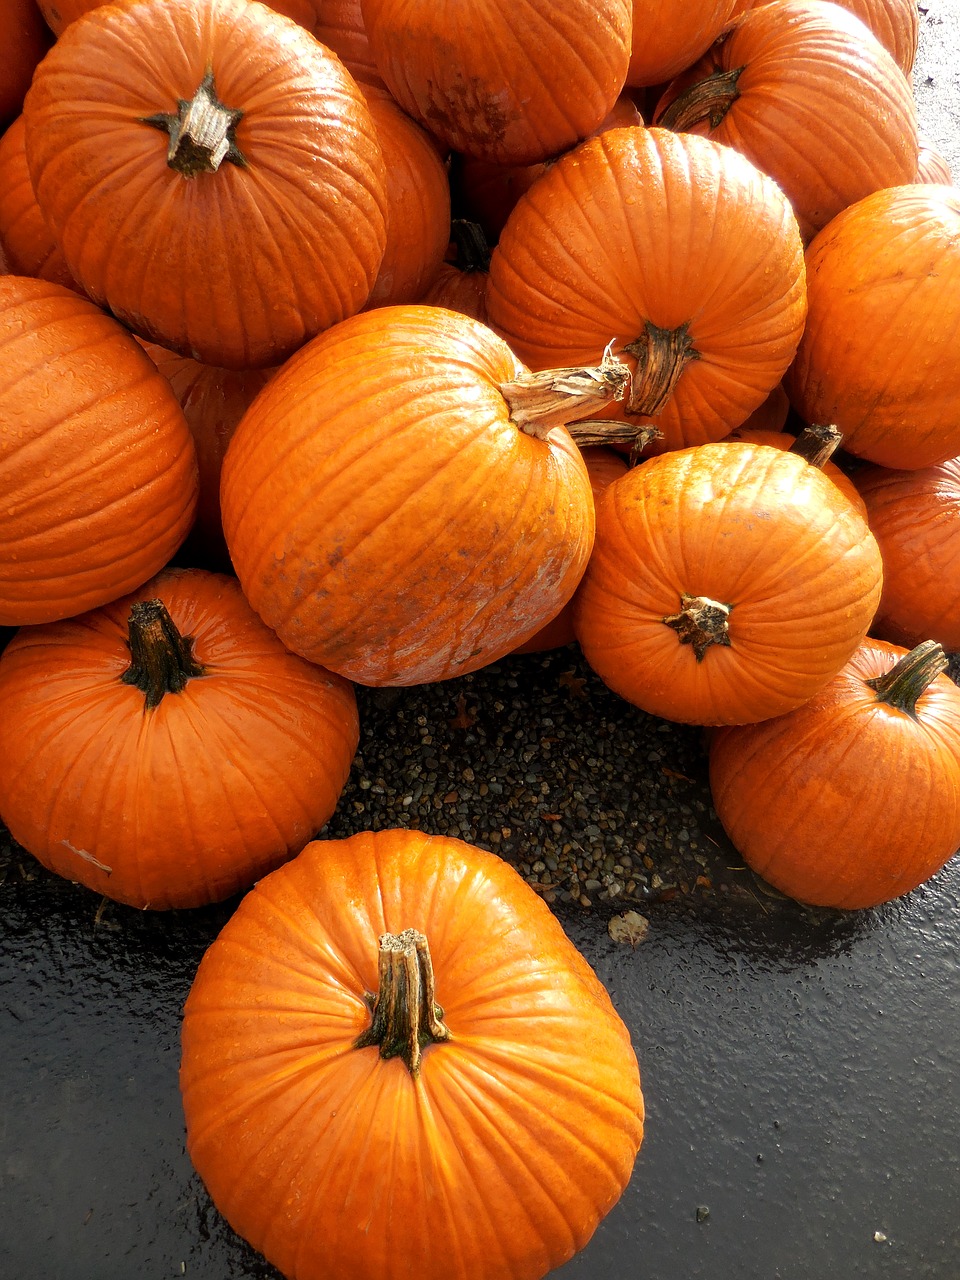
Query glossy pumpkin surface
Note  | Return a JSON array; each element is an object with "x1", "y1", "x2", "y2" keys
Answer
[
  {"x1": 22, "y1": 0, "x2": 388, "y2": 368},
  {"x1": 573, "y1": 441, "x2": 883, "y2": 725},
  {"x1": 0, "y1": 568, "x2": 359, "y2": 909},
  {"x1": 709, "y1": 638, "x2": 960, "y2": 908},
  {"x1": 180, "y1": 827, "x2": 644, "y2": 1280},
  {"x1": 625, "y1": 0, "x2": 737, "y2": 86},
  {"x1": 0, "y1": 276, "x2": 197, "y2": 625},
  {"x1": 486, "y1": 126, "x2": 806, "y2": 454},
  {"x1": 220, "y1": 304, "x2": 599, "y2": 685},
  {"x1": 786, "y1": 184, "x2": 960, "y2": 469}
]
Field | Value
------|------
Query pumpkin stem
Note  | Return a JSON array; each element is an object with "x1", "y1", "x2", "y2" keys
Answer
[
  {"x1": 865, "y1": 640, "x2": 949, "y2": 719},
  {"x1": 656, "y1": 65, "x2": 745, "y2": 132},
  {"x1": 500, "y1": 343, "x2": 631, "y2": 441},
  {"x1": 354, "y1": 928, "x2": 450, "y2": 1077},
  {"x1": 623, "y1": 321, "x2": 699, "y2": 419},
  {"x1": 663, "y1": 593, "x2": 732, "y2": 661},
  {"x1": 790, "y1": 423, "x2": 843, "y2": 469},
  {"x1": 120, "y1": 599, "x2": 206, "y2": 709},
  {"x1": 448, "y1": 218, "x2": 492, "y2": 273},
  {"x1": 141, "y1": 68, "x2": 246, "y2": 179}
]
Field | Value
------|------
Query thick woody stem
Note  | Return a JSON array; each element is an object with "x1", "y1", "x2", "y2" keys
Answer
[
  {"x1": 656, "y1": 66, "x2": 746, "y2": 133},
  {"x1": 790, "y1": 423, "x2": 844, "y2": 469},
  {"x1": 141, "y1": 68, "x2": 246, "y2": 178},
  {"x1": 865, "y1": 640, "x2": 949, "y2": 719},
  {"x1": 120, "y1": 599, "x2": 205, "y2": 709},
  {"x1": 500, "y1": 344, "x2": 631, "y2": 441},
  {"x1": 623, "y1": 321, "x2": 699, "y2": 419},
  {"x1": 354, "y1": 929, "x2": 450, "y2": 1077}
]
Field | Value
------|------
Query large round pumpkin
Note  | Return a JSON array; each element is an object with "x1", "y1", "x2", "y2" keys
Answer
[
  {"x1": 0, "y1": 276, "x2": 197, "y2": 625},
  {"x1": 654, "y1": 0, "x2": 918, "y2": 240},
  {"x1": 221, "y1": 304, "x2": 624, "y2": 685},
  {"x1": 709, "y1": 638, "x2": 960, "y2": 908},
  {"x1": 486, "y1": 126, "x2": 807, "y2": 454},
  {"x1": 180, "y1": 827, "x2": 644, "y2": 1280},
  {"x1": 0, "y1": 568, "x2": 359, "y2": 909},
  {"x1": 22, "y1": 0, "x2": 388, "y2": 368},
  {"x1": 785, "y1": 184, "x2": 960, "y2": 469},
  {"x1": 573, "y1": 440, "x2": 883, "y2": 725},
  {"x1": 360, "y1": 0, "x2": 633, "y2": 165},
  {"x1": 727, "y1": 0, "x2": 919, "y2": 76}
]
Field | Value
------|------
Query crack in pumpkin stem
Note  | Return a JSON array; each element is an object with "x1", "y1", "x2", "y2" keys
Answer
[
  {"x1": 624, "y1": 321, "x2": 699, "y2": 418},
  {"x1": 120, "y1": 599, "x2": 206, "y2": 709},
  {"x1": 354, "y1": 928, "x2": 450, "y2": 1077},
  {"x1": 865, "y1": 640, "x2": 948, "y2": 720},
  {"x1": 141, "y1": 68, "x2": 246, "y2": 178},
  {"x1": 657, "y1": 65, "x2": 745, "y2": 133},
  {"x1": 662, "y1": 593, "x2": 732, "y2": 661},
  {"x1": 790, "y1": 423, "x2": 844, "y2": 469}
]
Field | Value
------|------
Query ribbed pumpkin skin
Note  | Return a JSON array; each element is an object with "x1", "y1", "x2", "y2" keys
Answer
[
  {"x1": 180, "y1": 828, "x2": 644, "y2": 1280},
  {"x1": 916, "y1": 137, "x2": 953, "y2": 185},
  {"x1": 709, "y1": 638, "x2": 960, "y2": 908},
  {"x1": 573, "y1": 442, "x2": 883, "y2": 725},
  {"x1": 854, "y1": 458, "x2": 960, "y2": 652},
  {"x1": 786, "y1": 185, "x2": 960, "y2": 469},
  {"x1": 0, "y1": 115, "x2": 79, "y2": 291},
  {"x1": 0, "y1": 277, "x2": 197, "y2": 626},
  {"x1": 362, "y1": 86, "x2": 451, "y2": 309},
  {"x1": 654, "y1": 0, "x2": 918, "y2": 240},
  {"x1": 0, "y1": 569, "x2": 360, "y2": 910},
  {"x1": 22, "y1": 0, "x2": 388, "y2": 369},
  {"x1": 221, "y1": 305, "x2": 595, "y2": 686},
  {"x1": 360, "y1": 0, "x2": 632, "y2": 165},
  {"x1": 141, "y1": 342, "x2": 274, "y2": 570},
  {"x1": 314, "y1": 0, "x2": 384, "y2": 88},
  {"x1": 486, "y1": 127, "x2": 806, "y2": 454},
  {"x1": 625, "y1": 0, "x2": 737, "y2": 86},
  {"x1": 728, "y1": 0, "x2": 919, "y2": 75},
  {"x1": 721, "y1": 424, "x2": 867, "y2": 515}
]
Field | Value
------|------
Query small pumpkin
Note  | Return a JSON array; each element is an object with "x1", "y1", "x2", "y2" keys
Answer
[
  {"x1": 709, "y1": 638, "x2": 960, "y2": 908},
  {"x1": 221, "y1": 304, "x2": 629, "y2": 685},
  {"x1": 23, "y1": 0, "x2": 388, "y2": 368},
  {"x1": 916, "y1": 135, "x2": 953, "y2": 186},
  {"x1": 654, "y1": 0, "x2": 918, "y2": 240},
  {"x1": 0, "y1": 276, "x2": 197, "y2": 626},
  {"x1": 360, "y1": 0, "x2": 633, "y2": 165},
  {"x1": 573, "y1": 440, "x2": 883, "y2": 725},
  {"x1": 0, "y1": 568, "x2": 360, "y2": 909},
  {"x1": 180, "y1": 827, "x2": 644, "y2": 1280},
  {"x1": 854, "y1": 457, "x2": 960, "y2": 653},
  {"x1": 785, "y1": 183, "x2": 960, "y2": 469},
  {"x1": 418, "y1": 219, "x2": 492, "y2": 324},
  {"x1": 486, "y1": 126, "x2": 807, "y2": 454}
]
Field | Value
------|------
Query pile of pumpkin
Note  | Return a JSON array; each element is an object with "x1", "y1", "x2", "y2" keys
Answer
[{"x1": 2, "y1": 0, "x2": 959, "y2": 1277}]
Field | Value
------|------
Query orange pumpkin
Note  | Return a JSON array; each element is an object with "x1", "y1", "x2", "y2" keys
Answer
[
  {"x1": 573, "y1": 440, "x2": 883, "y2": 725},
  {"x1": 625, "y1": 0, "x2": 737, "y2": 87},
  {"x1": 37, "y1": 0, "x2": 323, "y2": 35},
  {"x1": 709, "y1": 638, "x2": 960, "y2": 908},
  {"x1": 360, "y1": 0, "x2": 633, "y2": 165},
  {"x1": 854, "y1": 457, "x2": 960, "y2": 652},
  {"x1": 139, "y1": 342, "x2": 274, "y2": 571},
  {"x1": 654, "y1": 0, "x2": 918, "y2": 240},
  {"x1": 0, "y1": 115, "x2": 79, "y2": 291},
  {"x1": 313, "y1": 0, "x2": 384, "y2": 88},
  {"x1": 727, "y1": 0, "x2": 919, "y2": 76},
  {"x1": 180, "y1": 827, "x2": 644, "y2": 1280},
  {"x1": 786, "y1": 184, "x2": 960, "y2": 469},
  {"x1": 0, "y1": 568, "x2": 359, "y2": 909},
  {"x1": 361, "y1": 85, "x2": 451, "y2": 309},
  {"x1": 486, "y1": 126, "x2": 807, "y2": 454},
  {"x1": 22, "y1": 0, "x2": 388, "y2": 368},
  {"x1": 0, "y1": 276, "x2": 197, "y2": 626},
  {"x1": 916, "y1": 135, "x2": 953, "y2": 185},
  {"x1": 418, "y1": 220, "x2": 492, "y2": 324},
  {"x1": 220, "y1": 304, "x2": 627, "y2": 685},
  {"x1": 721, "y1": 423, "x2": 867, "y2": 515}
]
